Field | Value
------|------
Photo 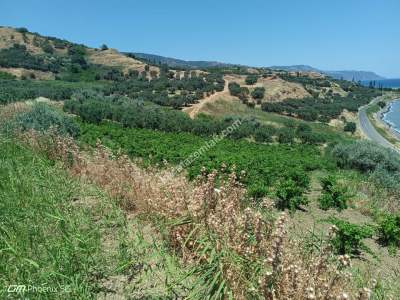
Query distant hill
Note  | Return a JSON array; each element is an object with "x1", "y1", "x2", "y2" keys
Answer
[
  {"x1": 134, "y1": 53, "x2": 385, "y2": 82},
  {"x1": 270, "y1": 65, "x2": 385, "y2": 81},
  {"x1": 270, "y1": 65, "x2": 321, "y2": 73},
  {"x1": 324, "y1": 70, "x2": 386, "y2": 81},
  {"x1": 132, "y1": 53, "x2": 235, "y2": 69}
]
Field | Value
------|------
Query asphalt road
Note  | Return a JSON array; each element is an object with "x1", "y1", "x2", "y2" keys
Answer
[{"x1": 358, "y1": 98, "x2": 399, "y2": 152}]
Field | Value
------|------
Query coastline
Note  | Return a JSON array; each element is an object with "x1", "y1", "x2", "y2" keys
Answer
[{"x1": 376, "y1": 99, "x2": 400, "y2": 141}]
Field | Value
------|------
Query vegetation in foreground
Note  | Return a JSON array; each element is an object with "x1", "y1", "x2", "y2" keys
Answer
[
  {"x1": 1, "y1": 101, "x2": 399, "y2": 298},
  {"x1": 0, "y1": 26, "x2": 399, "y2": 299}
]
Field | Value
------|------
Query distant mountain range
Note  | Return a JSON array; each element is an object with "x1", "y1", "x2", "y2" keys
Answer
[
  {"x1": 133, "y1": 53, "x2": 235, "y2": 69},
  {"x1": 133, "y1": 53, "x2": 386, "y2": 82},
  {"x1": 270, "y1": 65, "x2": 386, "y2": 81}
]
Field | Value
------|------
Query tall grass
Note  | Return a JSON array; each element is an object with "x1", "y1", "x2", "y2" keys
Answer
[
  {"x1": 0, "y1": 138, "x2": 104, "y2": 298},
  {"x1": 17, "y1": 129, "x2": 375, "y2": 299}
]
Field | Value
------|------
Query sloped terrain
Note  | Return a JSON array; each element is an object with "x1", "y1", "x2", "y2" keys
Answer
[{"x1": 87, "y1": 48, "x2": 159, "y2": 74}]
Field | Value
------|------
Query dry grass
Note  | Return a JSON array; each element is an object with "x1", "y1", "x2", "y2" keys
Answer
[
  {"x1": 0, "y1": 27, "x2": 67, "y2": 55},
  {"x1": 0, "y1": 67, "x2": 55, "y2": 80},
  {"x1": 87, "y1": 48, "x2": 159, "y2": 75},
  {"x1": 17, "y1": 130, "x2": 376, "y2": 299},
  {"x1": 0, "y1": 102, "x2": 31, "y2": 125},
  {"x1": 225, "y1": 74, "x2": 311, "y2": 103}
]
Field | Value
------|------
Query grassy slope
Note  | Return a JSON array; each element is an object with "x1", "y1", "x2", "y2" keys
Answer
[
  {"x1": 0, "y1": 137, "x2": 192, "y2": 299},
  {"x1": 200, "y1": 98, "x2": 353, "y2": 144}
]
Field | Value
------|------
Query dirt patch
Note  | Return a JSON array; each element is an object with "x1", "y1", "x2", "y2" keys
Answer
[
  {"x1": 224, "y1": 74, "x2": 311, "y2": 102},
  {"x1": 183, "y1": 77, "x2": 234, "y2": 118},
  {"x1": 87, "y1": 49, "x2": 159, "y2": 75},
  {"x1": 0, "y1": 67, "x2": 55, "y2": 80}
]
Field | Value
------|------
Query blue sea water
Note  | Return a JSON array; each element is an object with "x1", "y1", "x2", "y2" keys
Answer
[
  {"x1": 361, "y1": 79, "x2": 400, "y2": 89},
  {"x1": 383, "y1": 100, "x2": 400, "y2": 134}
]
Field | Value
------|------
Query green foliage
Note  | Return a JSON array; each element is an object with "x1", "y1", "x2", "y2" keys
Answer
[
  {"x1": 261, "y1": 78, "x2": 381, "y2": 122},
  {"x1": 328, "y1": 218, "x2": 374, "y2": 256},
  {"x1": 0, "y1": 139, "x2": 102, "y2": 298},
  {"x1": 64, "y1": 91, "x2": 327, "y2": 146},
  {"x1": 275, "y1": 178, "x2": 309, "y2": 212},
  {"x1": 100, "y1": 44, "x2": 108, "y2": 51},
  {"x1": 344, "y1": 122, "x2": 356, "y2": 134},
  {"x1": 0, "y1": 79, "x2": 105, "y2": 104},
  {"x1": 332, "y1": 141, "x2": 400, "y2": 173},
  {"x1": 78, "y1": 121, "x2": 326, "y2": 197},
  {"x1": 277, "y1": 127, "x2": 295, "y2": 144},
  {"x1": 111, "y1": 71, "x2": 224, "y2": 108},
  {"x1": 333, "y1": 141, "x2": 400, "y2": 194},
  {"x1": 377, "y1": 101, "x2": 386, "y2": 109},
  {"x1": 0, "y1": 71, "x2": 16, "y2": 80},
  {"x1": 245, "y1": 75, "x2": 258, "y2": 85},
  {"x1": 228, "y1": 82, "x2": 241, "y2": 96},
  {"x1": 377, "y1": 213, "x2": 400, "y2": 254},
  {"x1": 16, "y1": 27, "x2": 29, "y2": 33},
  {"x1": 318, "y1": 175, "x2": 349, "y2": 211},
  {"x1": 0, "y1": 44, "x2": 62, "y2": 72},
  {"x1": 251, "y1": 87, "x2": 265, "y2": 99},
  {"x1": 12, "y1": 103, "x2": 80, "y2": 137}
]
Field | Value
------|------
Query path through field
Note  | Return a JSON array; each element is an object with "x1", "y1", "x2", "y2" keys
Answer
[{"x1": 182, "y1": 78, "x2": 231, "y2": 118}]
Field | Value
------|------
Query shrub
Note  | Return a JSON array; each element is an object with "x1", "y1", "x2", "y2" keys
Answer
[
  {"x1": 377, "y1": 213, "x2": 400, "y2": 254},
  {"x1": 377, "y1": 101, "x2": 386, "y2": 108},
  {"x1": 16, "y1": 27, "x2": 29, "y2": 33},
  {"x1": 332, "y1": 141, "x2": 400, "y2": 173},
  {"x1": 328, "y1": 218, "x2": 374, "y2": 256},
  {"x1": 344, "y1": 122, "x2": 356, "y2": 134},
  {"x1": 228, "y1": 82, "x2": 241, "y2": 96},
  {"x1": 370, "y1": 165, "x2": 400, "y2": 192},
  {"x1": 0, "y1": 71, "x2": 16, "y2": 80},
  {"x1": 277, "y1": 127, "x2": 295, "y2": 144},
  {"x1": 13, "y1": 103, "x2": 80, "y2": 137},
  {"x1": 251, "y1": 87, "x2": 265, "y2": 99},
  {"x1": 275, "y1": 179, "x2": 309, "y2": 212},
  {"x1": 318, "y1": 175, "x2": 349, "y2": 211},
  {"x1": 245, "y1": 75, "x2": 258, "y2": 85}
]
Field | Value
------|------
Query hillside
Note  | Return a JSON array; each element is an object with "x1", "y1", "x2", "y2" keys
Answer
[
  {"x1": 132, "y1": 52, "x2": 385, "y2": 81},
  {"x1": 133, "y1": 52, "x2": 235, "y2": 69},
  {"x1": 1, "y1": 26, "x2": 400, "y2": 299},
  {"x1": 271, "y1": 65, "x2": 386, "y2": 81},
  {"x1": 0, "y1": 26, "x2": 157, "y2": 80}
]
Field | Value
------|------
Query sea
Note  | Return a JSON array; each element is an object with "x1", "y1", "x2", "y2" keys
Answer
[
  {"x1": 361, "y1": 79, "x2": 400, "y2": 89},
  {"x1": 382, "y1": 99, "x2": 400, "y2": 135}
]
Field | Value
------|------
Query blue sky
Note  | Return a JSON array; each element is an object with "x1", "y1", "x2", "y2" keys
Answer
[{"x1": 1, "y1": 0, "x2": 399, "y2": 77}]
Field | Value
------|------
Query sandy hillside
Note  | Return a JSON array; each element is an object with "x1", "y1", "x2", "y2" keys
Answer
[
  {"x1": 0, "y1": 67, "x2": 55, "y2": 80},
  {"x1": 183, "y1": 77, "x2": 234, "y2": 118},
  {"x1": 225, "y1": 74, "x2": 311, "y2": 102},
  {"x1": 0, "y1": 27, "x2": 68, "y2": 55},
  {"x1": 87, "y1": 49, "x2": 159, "y2": 74}
]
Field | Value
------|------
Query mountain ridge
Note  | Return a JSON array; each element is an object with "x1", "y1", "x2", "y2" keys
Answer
[{"x1": 134, "y1": 53, "x2": 386, "y2": 81}]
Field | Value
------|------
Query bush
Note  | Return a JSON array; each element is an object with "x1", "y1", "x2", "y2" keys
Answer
[
  {"x1": 251, "y1": 87, "x2": 265, "y2": 99},
  {"x1": 377, "y1": 213, "x2": 400, "y2": 254},
  {"x1": 328, "y1": 218, "x2": 374, "y2": 256},
  {"x1": 13, "y1": 103, "x2": 80, "y2": 137},
  {"x1": 245, "y1": 75, "x2": 258, "y2": 85},
  {"x1": 318, "y1": 175, "x2": 349, "y2": 211},
  {"x1": 332, "y1": 141, "x2": 400, "y2": 173},
  {"x1": 275, "y1": 179, "x2": 309, "y2": 212},
  {"x1": 228, "y1": 82, "x2": 241, "y2": 96},
  {"x1": 277, "y1": 127, "x2": 295, "y2": 144},
  {"x1": 343, "y1": 122, "x2": 356, "y2": 134}
]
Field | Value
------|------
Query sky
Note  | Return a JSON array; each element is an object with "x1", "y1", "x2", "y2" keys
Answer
[{"x1": 1, "y1": 0, "x2": 399, "y2": 77}]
